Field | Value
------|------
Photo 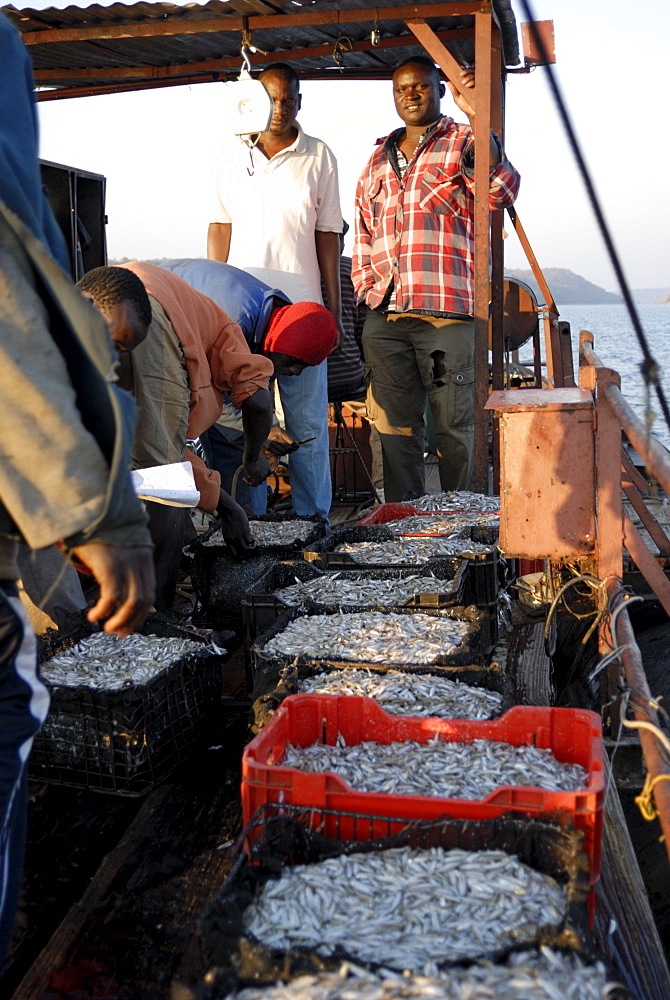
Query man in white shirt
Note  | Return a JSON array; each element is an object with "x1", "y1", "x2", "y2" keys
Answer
[{"x1": 208, "y1": 62, "x2": 343, "y2": 520}]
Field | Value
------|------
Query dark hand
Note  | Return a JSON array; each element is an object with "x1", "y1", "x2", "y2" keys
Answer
[
  {"x1": 72, "y1": 543, "x2": 155, "y2": 638},
  {"x1": 447, "y1": 68, "x2": 476, "y2": 119},
  {"x1": 216, "y1": 490, "x2": 256, "y2": 556},
  {"x1": 331, "y1": 320, "x2": 344, "y2": 352},
  {"x1": 262, "y1": 426, "x2": 300, "y2": 457},
  {"x1": 243, "y1": 453, "x2": 271, "y2": 487}
]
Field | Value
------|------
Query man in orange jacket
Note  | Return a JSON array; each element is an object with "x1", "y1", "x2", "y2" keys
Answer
[{"x1": 79, "y1": 262, "x2": 275, "y2": 611}]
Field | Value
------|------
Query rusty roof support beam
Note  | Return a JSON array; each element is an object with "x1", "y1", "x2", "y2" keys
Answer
[
  {"x1": 33, "y1": 27, "x2": 473, "y2": 85},
  {"x1": 36, "y1": 75, "x2": 235, "y2": 100},
  {"x1": 34, "y1": 69, "x2": 402, "y2": 101},
  {"x1": 21, "y1": 3, "x2": 482, "y2": 46},
  {"x1": 505, "y1": 206, "x2": 558, "y2": 315},
  {"x1": 404, "y1": 16, "x2": 469, "y2": 92}
]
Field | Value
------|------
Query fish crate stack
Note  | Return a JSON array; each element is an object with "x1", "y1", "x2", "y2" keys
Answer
[
  {"x1": 185, "y1": 513, "x2": 327, "y2": 631},
  {"x1": 250, "y1": 604, "x2": 486, "y2": 687},
  {"x1": 357, "y1": 495, "x2": 505, "y2": 606},
  {"x1": 303, "y1": 521, "x2": 502, "y2": 630},
  {"x1": 31, "y1": 620, "x2": 226, "y2": 796},
  {"x1": 249, "y1": 651, "x2": 515, "y2": 734},
  {"x1": 241, "y1": 558, "x2": 470, "y2": 653},
  {"x1": 247, "y1": 589, "x2": 512, "y2": 731},
  {"x1": 241, "y1": 697, "x2": 605, "y2": 910},
  {"x1": 187, "y1": 809, "x2": 629, "y2": 1000}
]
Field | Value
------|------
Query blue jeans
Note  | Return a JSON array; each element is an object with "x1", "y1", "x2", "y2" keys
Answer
[
  {"x1": 199, "y1": 426, "x2": 267, "y2": 514},
  {"x1": 201, "y1": 362, "x2": 331, "y2": 520},
  {"x1": 277, "y1": 359, "x2": 331, "y2": 520}
]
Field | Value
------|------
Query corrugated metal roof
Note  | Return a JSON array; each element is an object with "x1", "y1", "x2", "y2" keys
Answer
[{"x1": 1, "y1": 1, "x2": 520, "y2": 98}]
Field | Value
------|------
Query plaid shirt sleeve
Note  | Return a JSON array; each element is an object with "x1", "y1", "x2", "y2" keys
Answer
[
  {"x1": 352, "y1": 156, "x2": 379, "y2": 304},
  {"x1": 461, "y1": 132, "x2": 522, "y2": 209}
]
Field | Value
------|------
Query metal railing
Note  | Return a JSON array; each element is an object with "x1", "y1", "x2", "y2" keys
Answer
[{"x1": 580, "y1": 332, "x2": 670, "y2": 862}]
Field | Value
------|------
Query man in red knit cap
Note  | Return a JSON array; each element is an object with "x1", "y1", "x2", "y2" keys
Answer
[
  {"x1": 157, "y1": 258, "x2": 337, "y2": 514},
  {"x1": 79, "y1": 261, "x2": 336, "y2": 608}
]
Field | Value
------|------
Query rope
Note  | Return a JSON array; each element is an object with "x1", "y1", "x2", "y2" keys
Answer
[{"x1": 635, "y1": 772, "x2": 670, "y2": 824}]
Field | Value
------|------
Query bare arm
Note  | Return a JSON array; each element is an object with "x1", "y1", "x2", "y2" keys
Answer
[
  {"x1": 207, "y1": 222, "x2": 232, "y2": 262},
  {"x1": 315, "y1": 230, "x2": 343, "y2": 349}
]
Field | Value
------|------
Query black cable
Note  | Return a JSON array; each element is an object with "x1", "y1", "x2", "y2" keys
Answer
[{"x1": 518, "y1": 0, "x2": 670, "y2": 436}]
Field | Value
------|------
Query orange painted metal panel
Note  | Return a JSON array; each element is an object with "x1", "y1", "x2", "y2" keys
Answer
[{"x1": 488, "y1": 391, "x2": 595, "y2": 559}]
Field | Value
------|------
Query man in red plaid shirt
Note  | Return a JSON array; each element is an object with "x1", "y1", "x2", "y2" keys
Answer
[{"x1": 352, "y1": 56, "x2": 520, "y2": 501}]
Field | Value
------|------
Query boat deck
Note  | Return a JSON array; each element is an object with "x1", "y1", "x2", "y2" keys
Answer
[{"x1": 2, "y1": 613, "x2": 669, "y2": 1000}]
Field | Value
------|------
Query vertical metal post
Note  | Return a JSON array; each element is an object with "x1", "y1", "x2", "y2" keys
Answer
[
  {"x1": 489, "y1": 34, "x2": 504, "y2": 490},
  {"x1": 472, "y1": 10, "x2": 493, "y2": 493},
  {"x1": 583, "y1": 363, "x2": 624, "y2": 728}
]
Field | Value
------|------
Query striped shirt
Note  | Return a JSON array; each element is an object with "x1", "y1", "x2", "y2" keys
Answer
[{"x1": 352, "y1": 116, "x2": 520, "y2": 319}]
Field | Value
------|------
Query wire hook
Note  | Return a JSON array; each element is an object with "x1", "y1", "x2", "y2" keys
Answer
[{"x1": 333, "y1": 36, "x2": 353, "y2": 71}]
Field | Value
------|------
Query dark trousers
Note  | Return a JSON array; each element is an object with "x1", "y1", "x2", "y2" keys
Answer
[
  {"x1": 0, "y1": 583, "x2": 49, "y2": 962},
  {"x1": 362, "y1": 309, "x2": 475, "y2": 501},
  {"x1": 145, "y1": 502, "x2": 190, "y2": 613}
]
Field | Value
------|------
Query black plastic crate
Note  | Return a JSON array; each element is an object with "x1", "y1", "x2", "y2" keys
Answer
[
  {"x1": 249, "y1": 604, "x2": 489, "y2": 688},
  {"x1": 241, "y1": 559, "x2": 469, "y2": 651},
  {"x1": 303, "y1": 525, "x2": 500, "y2": 611},
  {"x1": 189, "y1": 808, "x2": 599, "y2": 1000},
  {"x1": 186, "y1": 513, "x2": 327, "y2": 630},
  {"x1": 251, "y1": 658, "x2": 516, "y2": 734},
  {"x1": 31, "y1": 622, "x2": 224, "y2": 796}
]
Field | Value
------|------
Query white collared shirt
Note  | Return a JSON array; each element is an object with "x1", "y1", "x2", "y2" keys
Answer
[{"x1": 211, "y1": 124, "x2": 343, "y2": 305}]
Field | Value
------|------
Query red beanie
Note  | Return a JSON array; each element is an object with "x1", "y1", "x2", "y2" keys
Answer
[{"x1": 264, "y1": 302, "x2": 337, "y2": 365}]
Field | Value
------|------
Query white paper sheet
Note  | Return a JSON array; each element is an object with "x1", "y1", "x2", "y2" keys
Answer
[{"x1": 131, "y1": 461, "x2": 200, "y2": 508}]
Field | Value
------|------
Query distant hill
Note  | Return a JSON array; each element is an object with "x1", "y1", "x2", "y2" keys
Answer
[{"x1": 505, "y1": 268, "x2": 622, "y2": 305}]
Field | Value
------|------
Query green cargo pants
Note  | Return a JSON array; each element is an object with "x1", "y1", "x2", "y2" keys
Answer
[{"x1": 362, "y1": 308, "x2": 475, "y2": 502}]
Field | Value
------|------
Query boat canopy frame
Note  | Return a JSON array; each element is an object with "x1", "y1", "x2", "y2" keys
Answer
[{"x1": 5, "y1": 0, "x2": 574, "y2": 490}]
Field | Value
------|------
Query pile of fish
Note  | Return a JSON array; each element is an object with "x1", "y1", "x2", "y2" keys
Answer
[
  {"x1": 261, "y1": 612, "x2": 471, "y2": 665},
  {"x1": 283, "y1": 735, "x2": 588, "y2": 798},
  {"x1": 243, "y1": 846, "x2": 566, "y2": 967},
  {"x1": 411, "y1": 491, "x2": 501, "y2": 512},
  {"x1": 273, "y1": 573, "x2": 456, "y2": 608},
  {"x1": 42, "y1": 632, "x2": 205, "y2": 691},
  {"x1": 336, "y1": 537, "x2": 492, "y2": 565},
  {"x1": 204, "y1": 520, "x2": 314, "y2": 548},
  {"x1": 385, "y1": 512, "x2": 500, "y2": 536},
  {"x1": 296, "y1": 669, "x2": 503, "y2": 719},
  {"x1": 220, "y1": 950, "x2": 620, "y2": 1000}
]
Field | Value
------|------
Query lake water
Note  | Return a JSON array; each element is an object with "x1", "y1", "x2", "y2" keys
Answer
[{"x1": 520, "y1": 303, "x2": 670, "y2": 451}]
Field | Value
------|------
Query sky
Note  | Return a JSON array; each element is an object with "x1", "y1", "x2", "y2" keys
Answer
[{"x1": 17, "y1": 0, "x2": 670, "y2": 293}]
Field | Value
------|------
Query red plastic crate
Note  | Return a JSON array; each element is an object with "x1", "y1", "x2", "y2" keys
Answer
[
  {"x1": 358, "y1": 502, "x2": 420, "y2": 525},
  {"x1": 358, "y1": 504, "x2": 499, "y2": 528},
  {"x1": 242, "y1": 695, "x2": 604, "y2": 886}
]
